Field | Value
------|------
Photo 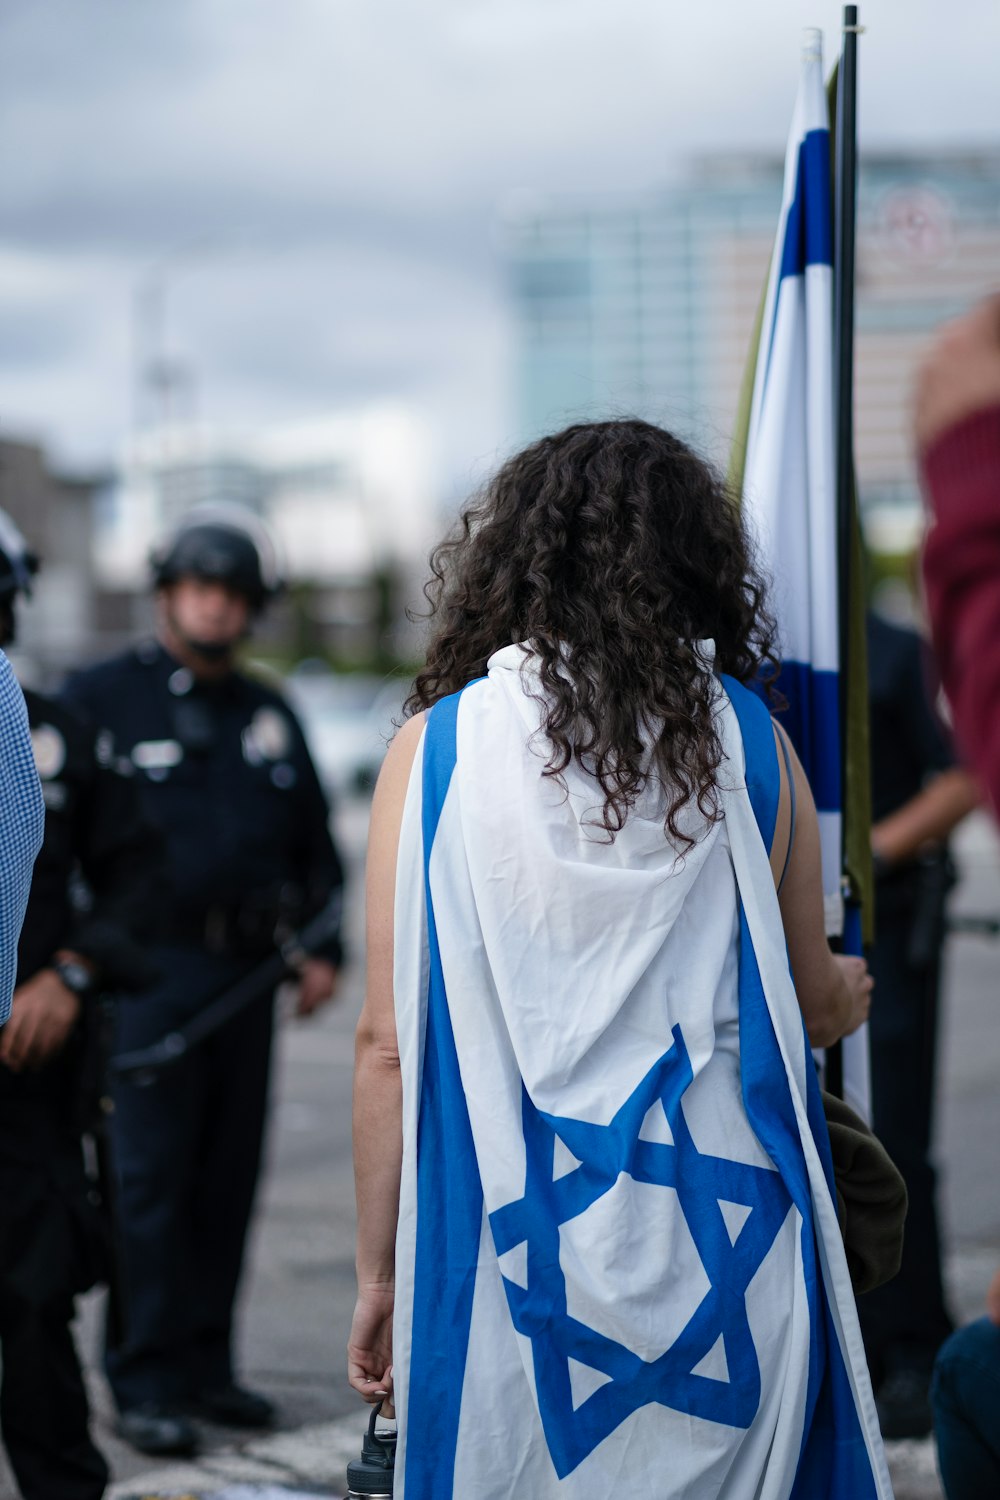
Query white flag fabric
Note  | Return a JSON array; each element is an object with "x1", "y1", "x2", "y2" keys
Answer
[
  {"x1": 390, "y1": 646, "x2": 890, "y2": 1499},
  {"x1": 742, "y1": 30, "x2": 843, "y2": 936},
  {"x1": 740, "y1": 31, "x2": 871, "y2": 1118}
]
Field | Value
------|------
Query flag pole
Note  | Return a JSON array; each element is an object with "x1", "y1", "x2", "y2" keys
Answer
[
  {"x1": 835, "y1": 4, "x2": 860, "y2": 663},
  {"x1": 827, "y1": 4, "x2": 861, "y2": 1101}
]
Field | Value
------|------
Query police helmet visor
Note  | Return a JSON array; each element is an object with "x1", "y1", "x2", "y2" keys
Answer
[{"x1": 155, "y1": 523, "x2": 267, "y2": 605}]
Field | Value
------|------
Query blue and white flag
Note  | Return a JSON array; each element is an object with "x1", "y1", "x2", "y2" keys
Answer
[
  {"x1": 740, "y1": 31, "x2": 871, "y2": 1118},
  {"x1": 391, "y1": 647, "x2": 890, "y2": 1499},
  {"x1": 742, "y1": 30, "x2": 843, "y2": 935}
]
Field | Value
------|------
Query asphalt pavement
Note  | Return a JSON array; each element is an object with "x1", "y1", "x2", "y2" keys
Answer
[{"x1": 2, "y1": 800, "x2": 998, "y2": 1500}]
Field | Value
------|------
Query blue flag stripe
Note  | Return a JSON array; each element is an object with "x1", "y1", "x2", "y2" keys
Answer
[
  {"x1": 778, "y1": 128, "x2": 833, "y2": 280},
  {"x1": 761, "y1": 127, "x2": 833, "y2": 381},
  {"x1": 754, "y1": 662, "x2": 841, "y2": 815},
  {"x1": 719, "y1": 674, "x2": 780, "y2": 849},
  {"x1": 405, "y1": 689, "x2": 484, "y2": 1499}
]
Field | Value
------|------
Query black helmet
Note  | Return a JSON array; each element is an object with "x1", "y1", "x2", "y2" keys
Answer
[
  {"x1": 150, "y1": 505, "x2": 282, "y2": 610},
  {"x1": 0, "y1": 508, "x2": 40, "y2": 601}
]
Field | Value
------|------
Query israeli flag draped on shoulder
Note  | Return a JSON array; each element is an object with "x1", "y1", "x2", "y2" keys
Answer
[{"x1": 391, "y1": 647, "x2": 891, "y2": 1500}]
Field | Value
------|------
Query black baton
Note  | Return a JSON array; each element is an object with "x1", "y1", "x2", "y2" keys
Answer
[{"x1": 110, "y1": 896, "x2": 343, "y2": 1082}]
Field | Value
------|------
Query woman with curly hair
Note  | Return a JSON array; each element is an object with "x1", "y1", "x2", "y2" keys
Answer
[{"x1": 349, "y1": 419, "x2": 889, "y2": 1499}]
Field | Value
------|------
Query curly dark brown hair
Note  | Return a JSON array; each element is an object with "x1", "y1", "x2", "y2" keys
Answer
[{"x1": 406, "y1": 418, "x2": 777, "y2": 841}]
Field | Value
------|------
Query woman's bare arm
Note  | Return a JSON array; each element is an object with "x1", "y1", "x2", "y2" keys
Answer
[
  {"x1": 771, "y1": 723, "x2": 872, "y2": 1048},
  {"x1": 349, "y1": 711, "x2": 425, "y2": 1403}
]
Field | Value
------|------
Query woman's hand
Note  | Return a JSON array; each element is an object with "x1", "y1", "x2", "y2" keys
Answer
[
  {"x1": 832, "y1": 953, "x2": 873, "y2": 1037},
  {"x1": 348, "y1": 1283, "x2": 395, "y2": 1411}
]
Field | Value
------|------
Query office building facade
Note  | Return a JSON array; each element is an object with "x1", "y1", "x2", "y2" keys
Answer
[{"x1": 505, "y1": 151, "x2": 1000, "y2": 550}]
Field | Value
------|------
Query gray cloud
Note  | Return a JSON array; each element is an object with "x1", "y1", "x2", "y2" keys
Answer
[{"x1": 0, "y1": 0, "x2": 997, "y2": 475}]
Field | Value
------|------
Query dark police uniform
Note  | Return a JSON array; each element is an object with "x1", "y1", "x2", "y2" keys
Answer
[
  {"x1": 860, "y1": 612, "x2": 956, "y2": 1403},
  {"x1": 63, "y1": 640, "x2": 345, "y2": 1414},
  {"x1": 0, "y1": 690, "x2": 163, "y2": 1500}
]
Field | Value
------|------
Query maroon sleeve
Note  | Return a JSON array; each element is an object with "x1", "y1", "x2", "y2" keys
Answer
[{"x1": 922, "y1": 405, "x2": 1000, "y2": 810}]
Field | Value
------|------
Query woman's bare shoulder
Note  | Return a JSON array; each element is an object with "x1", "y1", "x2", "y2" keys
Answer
[
  {"x1": 368, "y1": 712, "x2": 427, "y2": 878},
  {"x1": 388, "y1": 710, "x2": 426, "y2": 758},
  {"x1": 374, "y1": 711, "x2": 426, "y2": 802}
]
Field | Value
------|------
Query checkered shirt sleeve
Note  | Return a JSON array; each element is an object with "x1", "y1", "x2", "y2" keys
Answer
[{"x1": 0, "y1": 652, "x2": 44, "y2": 1024}]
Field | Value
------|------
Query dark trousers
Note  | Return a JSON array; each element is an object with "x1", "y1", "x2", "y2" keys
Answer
[
  {"x1": 933, "y1": 1319, "x2": 1000, "y2": 1499},
  {"x1": 105, "y1": 945, "x2": 275, "y2": 1410},
  {"x1": 859, "y1": 897, "x2": 953, "y2": 1376},
  {"x1": 0, "y1": 1292, "x2": 108, "y2": 1500},
  {"x1": 0, "y1": 1078, "x2": 109, "y2": 1499}
]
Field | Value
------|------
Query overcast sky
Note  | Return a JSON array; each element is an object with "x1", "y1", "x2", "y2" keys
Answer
[{"x1": 1, "y1": 0, "x2": 997, "y2": 492}]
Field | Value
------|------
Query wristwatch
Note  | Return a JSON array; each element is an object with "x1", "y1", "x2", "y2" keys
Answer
[{"x1": 52, "y1": 957, "x2": 95, "y2": 997}]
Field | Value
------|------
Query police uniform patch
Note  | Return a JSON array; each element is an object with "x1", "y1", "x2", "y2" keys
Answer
[
  {"x1": 31, "y1": 723, "x2": 66, "y2": 780},
  {"x1": 95, "y1": 728, "x2": 115, "y2": 767},
  {"x1": 246, "y1": 707, "x2": 290, "y2": 763},
  {"x1": 132, "y1": 739, "x2": 184, "y2": 772}
]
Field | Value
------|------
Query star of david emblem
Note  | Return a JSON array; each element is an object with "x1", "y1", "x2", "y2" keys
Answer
[{"x1": 488, "y1": 1025, "x2": 793, "y2": 1478}]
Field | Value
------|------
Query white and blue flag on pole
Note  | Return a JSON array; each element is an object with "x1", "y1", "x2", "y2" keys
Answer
[
  {"x1": 739, "y1": 30, "x2": 872, "y2": 1117},
  {"x1": 742, "y1": 29, "x2": 843, "y2": 936}
]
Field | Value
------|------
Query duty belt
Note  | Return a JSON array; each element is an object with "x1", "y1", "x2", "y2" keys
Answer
[{"x1": 167, "y1": 902, "x2": 291, "y2": 959}]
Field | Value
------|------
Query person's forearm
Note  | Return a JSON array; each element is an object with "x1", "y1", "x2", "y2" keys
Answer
[
  {"x1": 798, "y1": 959, "x2": 851, "y2": 1049},
  {"x1": 872, "y1": 769, "x2": 980, "y2": 867},
  {"x1": 353, "y1": 1033, "x2": 403, "y2": 1286}
]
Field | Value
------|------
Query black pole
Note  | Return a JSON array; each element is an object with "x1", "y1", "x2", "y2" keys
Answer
[
  {"x1": 834, "y1": 5, "x2": 859, "y2": 818},
  {"x1": 827, "y1": 6, "x2": 860, "y2": 1102}
]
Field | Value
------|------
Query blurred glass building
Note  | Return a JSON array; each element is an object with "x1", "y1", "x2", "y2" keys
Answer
[
  {"x1": 504, "y1": 151, "x2": 1000, "y2": 554},
  {"x1": 94, "y1": 404, "x2": 436, "y2": 664},
  {"x1": 0, "y1": 437, "x2": 107, "y2": 681}
]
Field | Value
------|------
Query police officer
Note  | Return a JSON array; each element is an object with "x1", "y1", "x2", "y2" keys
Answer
[
  {"x1": 0, "y1": 510, "x2": 164, "y2": 1499},
  {"x1": 63, "y1": 505, "x2": 346, "y2": 1457}
]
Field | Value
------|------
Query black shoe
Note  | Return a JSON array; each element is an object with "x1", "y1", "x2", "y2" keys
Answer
[
  {"x1": 116, "y1": 1402, "x2": 200, "y2": 1456},
  {"x1": 188, "y1": 1381, "x2": 276, "y2": 1428},
  {"x1": 876, "y1": 1364, "x2": 933, "y2": 1440}
]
